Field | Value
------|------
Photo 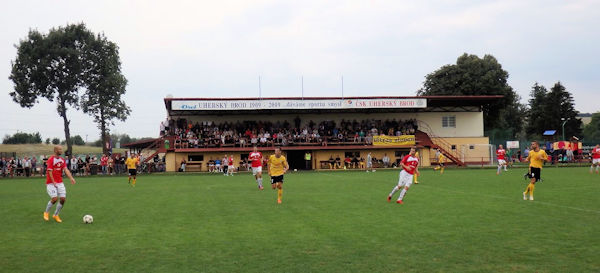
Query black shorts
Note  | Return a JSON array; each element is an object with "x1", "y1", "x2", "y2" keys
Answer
[
  {"x1": 270, "y1": 175, "x2": 284, "y2": 184},
  {"x1": 128, "y1": 169, "x2": 137, "y2": 176},
  {"x1": 529, "y1": 167, "x2": 541, "y2": 182},
  {"x1": 439, "y1": 163, "x2": 445, "y2": 167}
]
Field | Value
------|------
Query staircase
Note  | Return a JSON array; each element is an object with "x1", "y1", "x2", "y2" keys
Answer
[
  {"x1": 140, "y1": 138, "x2": 167, "y2": 163},
  {"x1": 416, "y1": 121, "x2": 465, "y2": 167}
]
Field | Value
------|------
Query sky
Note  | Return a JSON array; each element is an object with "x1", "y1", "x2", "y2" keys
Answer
[{"x1": 1, "y1": 0, "x2": 599, "y2": 141}]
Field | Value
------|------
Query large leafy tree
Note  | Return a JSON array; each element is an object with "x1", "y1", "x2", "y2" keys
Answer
[
  {"x1": 9, "y1": 24, "x2": 94, "y2": 156},
  {"x1": 583, "y1": 113, "x2": 600, "y2": 142},
  {"x1": 417, "y1": 53, "x2": 524, "y2": 135},
  {"x1": 525, "y1": 82, "x2": 582, "y2": 139},
  {"x1": 9, "y1": 23, "x2": 129, "y2": 155},
  {"x1": 81, "y1": 34, "x2": 130, "y2": 154}
]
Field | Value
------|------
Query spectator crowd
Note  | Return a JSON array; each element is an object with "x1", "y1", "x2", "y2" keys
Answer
[
  {"x1": 161, "y1": 117, "x2": 418, "y2": 148},
  {"x1": 0, "y1": 153, "x2": 166, "y2": 179}
]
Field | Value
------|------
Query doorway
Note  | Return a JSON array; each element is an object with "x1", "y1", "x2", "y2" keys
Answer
[{"x1": 286, "y1": 150, "x2": 312, "y2": 170}]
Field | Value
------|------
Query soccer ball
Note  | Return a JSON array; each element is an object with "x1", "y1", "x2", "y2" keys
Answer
[
  {"x1": 83, "y1": 215, "x2": 94, "y2": 224},
  {"x1": 294, "y1": 169, "x2": 297, "y2": 172}
]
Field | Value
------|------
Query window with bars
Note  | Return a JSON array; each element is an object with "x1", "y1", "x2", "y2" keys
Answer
[{"x1": 442, "y1": 116, "x2": 456, "y2": 128}]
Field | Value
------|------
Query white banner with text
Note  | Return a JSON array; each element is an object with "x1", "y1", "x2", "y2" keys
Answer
[{"x1": 171, "y1": 98, "x2": 427, "y2": 111}]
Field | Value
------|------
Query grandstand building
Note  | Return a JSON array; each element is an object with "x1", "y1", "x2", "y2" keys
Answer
[{"x1": 126, "y1": 96, "x2": 501, "y2": 172}]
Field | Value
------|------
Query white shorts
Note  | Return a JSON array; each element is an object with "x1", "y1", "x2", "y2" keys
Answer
[
  {"x1": 593, "y1": 158, "x2": 600, "y2": 164},
  {"x1": 46, "y1": 183, "x2": 66, "y2": 198},
  {"x1": 498, "y1": 159, "x2": 506, "y2": 165},
  {"x1": 398, "y1": 170, "x2": 413, "y2": 188},
  {"x1": 216, "y1": 164, "x2": 221, "y2": 168},
  {"x1": 366, "y1": 162, "x2": 372, "y2": 168},
  {"x1": 252, "y1": 166, "x2": 262, "y2": 175}
]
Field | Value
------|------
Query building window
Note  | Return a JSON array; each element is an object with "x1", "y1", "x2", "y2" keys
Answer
[
  {"x1": 442, "y1": 116, "x2": 456, "y2": 128},
  {"x1": 451, "y1": 145, "x2": 456, "y2": 150},
  {"x1": 469, "y1": 145, "x2": 475, "y2": 150}
]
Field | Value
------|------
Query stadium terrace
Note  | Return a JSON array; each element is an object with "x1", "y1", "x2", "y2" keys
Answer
[{"x1": 124, "y1": 96, "x2": 502, "y2": 172}]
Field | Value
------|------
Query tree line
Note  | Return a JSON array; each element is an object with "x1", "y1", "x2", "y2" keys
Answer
[{"x1": 418, "y1": 53, "x2": 595, "y2": 142}]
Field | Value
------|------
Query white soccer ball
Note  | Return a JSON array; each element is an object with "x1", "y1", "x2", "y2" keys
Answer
[
  {"x1": 294, "y1": 169, "x2": 297, "y2": 172},
  {"x1": 83, "y1": 214, "x2": 94, "y2": 224}
]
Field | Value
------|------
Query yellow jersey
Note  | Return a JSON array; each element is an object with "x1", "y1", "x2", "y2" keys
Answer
[
  {"x1": 125, "y1": 157, "x2": 139, "y2": 170},
  {"x1": 438, "y1": 153, "x2": 446, "y2": 163},
  {"x1": 527, "y1": 149, "x2": 548, "y2": 168},
  {"x1": 268, "y1": 155, "x2": 287, "y2": 176}
]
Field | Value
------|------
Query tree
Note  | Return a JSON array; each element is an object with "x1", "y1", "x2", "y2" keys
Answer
[
  {"x1": 417, "y1": 53, "x2": 522, "y2": 133},
  {"x1": 2, "y1": 132, "x2": 42, "y2": 144},
  {"x1": 51, "y1": 138, "x2": 60, "y2": 145},
  {"x1": 71, "y1": 135, "x2": 85, "y2": 145},
  {"x1": 81, "y1": 34, "x2": 130, "y2": 154},
  {"x1": 525, "y1": 83, "x2": 549, "y2": 137},
  {"x1": 525, "y1": 82, "x2": 582, "y2": 139},
  {"x1": 584, "y1": 113, "x2": 600, "y2": 142},
  {"x1": 545, "y1": 82, "x2": 582, "y2": 139},
  {"x1": 9, "y1": 23, "x2": 96, "y2": 156},
  {"x1": 45, "y1": 138, "x2": 51, "y2": 145}
]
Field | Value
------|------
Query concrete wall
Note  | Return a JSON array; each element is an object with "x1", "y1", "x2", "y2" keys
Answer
[{"x1": 174, "y1": 111, "x2": 484, "y2": 138}]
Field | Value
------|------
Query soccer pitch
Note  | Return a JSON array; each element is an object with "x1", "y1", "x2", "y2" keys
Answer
[{"x1": 1, "y1": 168, "x2": 599, "y2": 273}]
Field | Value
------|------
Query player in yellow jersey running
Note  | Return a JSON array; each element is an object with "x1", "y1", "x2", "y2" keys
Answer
[
  {"x1": 433, "y1": 149, "x2": 446, "y2": 174},
  {"x1": 413, "y1": 150, "x2": 420, "y2": 184},
  {"x1": 268, "y1": 148, "x2": 288, "y2": 204},
  {"x1": 125, "y1": 153, "x2": 140, "y2": 187},
  {"x1": 523, "y1": 141, "x2": 548, "y2": 201}
]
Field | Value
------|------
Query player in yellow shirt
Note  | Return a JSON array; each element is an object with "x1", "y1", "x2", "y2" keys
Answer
[
  {"x1": 267, "y1": 148, "x2": 288, "y2": 204},
  {"x1": 523, "y1": 141, "x2": 548, "y2": 201},
  {"x1": 413, "y1": 151, "x2": 420, "y2": 184},
  {"x1": 125, "y1": 153, "x2": 140, "y2": 187},
  {"x1": 433, "y1": 149, "x2": 446, "y2": 174}
]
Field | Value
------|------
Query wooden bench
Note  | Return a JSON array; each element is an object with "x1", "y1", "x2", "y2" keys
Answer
[{"x1": 185, "y1": 162, "x2": 202, "y2": 172}]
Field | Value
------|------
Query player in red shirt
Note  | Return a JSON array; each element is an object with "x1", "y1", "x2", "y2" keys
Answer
[
  {"x1": 496, "y1": 144, "x2": 508, "y2": 175},
  {"x1": 387, "y1": 146, "x2": 420, "y2": 204},
  {"x1": 227, "y1": 155, "x2": 235, "y2": 176},
  {"x1": 43, "y1": 146, "x2": 77, "y2": 223},
  {"x1": 591, "y1": 144, "x2": 600, "y2": 174},
  {"x1": 248, "y1": 146, "x2": 264, "y2": 190}
]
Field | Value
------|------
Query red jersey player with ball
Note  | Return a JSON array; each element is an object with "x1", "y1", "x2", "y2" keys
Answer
[
  {"x1": 388, "y1": 146, "x2": 420, "y2": 204},
  {"x1": 43, "y1": 145, "x2": 77, "y2": 223},
  {"x1": 249, "y1": 146, "x2": 264, "y2": 190}
]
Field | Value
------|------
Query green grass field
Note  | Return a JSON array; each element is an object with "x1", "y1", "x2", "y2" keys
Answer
[{"x1": 1, "y1": 168, "x2": 599, "y2": 273}]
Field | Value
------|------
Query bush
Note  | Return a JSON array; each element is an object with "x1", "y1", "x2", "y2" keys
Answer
[
  {"x1": 2, "y1": 132, "x2": 43, "y2": 144},
  {"x1": 51, "y1": 138, "x2": 60, "y2": 145}
]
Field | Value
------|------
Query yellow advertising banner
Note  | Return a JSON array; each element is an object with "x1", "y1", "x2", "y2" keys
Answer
[{"x1": 372, "y1": 135, "x2": 416, "y2": 146}]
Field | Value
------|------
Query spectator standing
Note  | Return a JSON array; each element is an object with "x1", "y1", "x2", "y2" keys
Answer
[
  {"x1": 23, "y1": 157, "x2": 32, "y2": 177},
  {"x1": 382, "y1": 154, "x2": 390, "y2": 168},
  {"x1": 70, "y1": 156, "x2": 78, "y2": 176}
]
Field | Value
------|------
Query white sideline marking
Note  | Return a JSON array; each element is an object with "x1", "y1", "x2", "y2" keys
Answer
[{"x1": 321, "y1": 172, "x2": 600, "y2": 214}]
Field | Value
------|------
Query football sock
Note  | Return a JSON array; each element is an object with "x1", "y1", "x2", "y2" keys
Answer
[
  {"x1": 277, "y1": 189, "x2": 283, "y2": 200},
  {"x1": 596, "y1": 165, "x2": 599, "y2": 172},
  {"x1": 398, "y1": 188, "x2": 407, "y2": 201},
  {"x1": 45, "y1": 201, "x2": 54, "y2": 213},
  {"x1": 497, "y1": 165, "x2": 502, "y2": 173},
  {"x1": 441, "y1": 168, "x2": 444, "y2": 174},
  {"x1": 257, "y1": 178, "x2": 263, "y2": 187},
  {"x1": 504, "y1": 165, "x2": 507, "y2": 171},
  {"x1": 413, "y1": 174, "x2": 418, "y2": 182},
  {"x1": 54, "y1": 203, "x2": 63, "y2": 216},
  {"x1": 524, "y1": 184, "x2": 530, "y2": 195},
  {"x1": 133, "y1": 178, "x2": 136, "y2": 186},
  {"x1": 389, "y1": 186, "x2": 399, "y2": 196},
  {"x1": 591, "y1": 165, "x2": 594, "y2": 172},
  {"x1": 530, "y1": 183, "x2": 535, "y2": 197}
]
